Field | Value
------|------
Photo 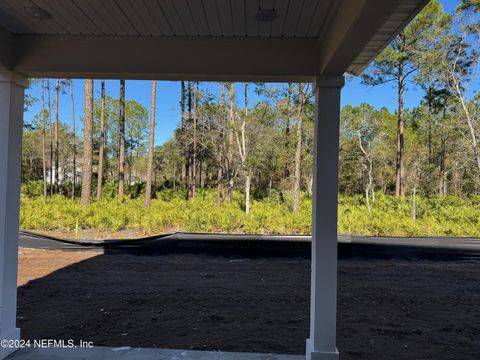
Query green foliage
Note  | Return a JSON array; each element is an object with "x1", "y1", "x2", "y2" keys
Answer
[
  {"x1": 338, "y1": 193, "x2": 480, "y2": 236},
  {"x1": 19, "y1": 190, "x2": 480, "y2": 238}
]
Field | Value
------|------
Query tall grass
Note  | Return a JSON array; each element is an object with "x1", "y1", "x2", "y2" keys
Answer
[{"x1": 19, "y1": 190, "x2": 480, "y2": 238}]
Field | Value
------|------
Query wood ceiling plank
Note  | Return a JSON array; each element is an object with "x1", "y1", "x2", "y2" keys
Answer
[
  {"x1": 216, "y1": 0, "x2": 233, "y2": 36},
  {"x1": 270, "y1": 0, "x2": 289, "y2": 37},
  {"x1": 143, "y1": 0, "x2": 174, "y2": 36},
  {"x1": 100, "y1": 0, "x2": 139, "y2": 35},
  {"x1": 159, "y1": 0, "x2": 187, "y2": 36},
  {"x1": 282, "y1": 0, "x2": 305, "y2": 37},
  {"x1": 58, "y1": 0, "x2": 104, "y2": 34},
  {"x1": 201, "y1": 0, "x2": 222, "y2": 36},
  {"x1": 133, "y1": 0, "x2": 163, "y2": 36},
  {"x1": 296, "y1": 0, "x2": 326, "y2": 37},
  {"x1": 49, "y1": 0, "x2": 106, "y2": 35},
  {"x1": 74, "y1": 0, "x2": 120, "y2": 35},
  {"x1": 174, "y1": 0, "x2": 199, "y2": 36},
  {"x1": 230, "y1": 0, "x2": 246, "y2": 36},
  {"x1": 295, "y1": 0, "x2": 316, "y2": 37},
  {"x1": 244, "y1": 0, "x2": 258, "y2": 37},
  {"x1": 307, "y1": 0, "x2": 332, "y2": 36},
  {"x1": 187, "y1": 0, "x2": 210, "y2": 36},
  {"x1": 116, "y1": 0, "x2": 151, "y2": 35}
]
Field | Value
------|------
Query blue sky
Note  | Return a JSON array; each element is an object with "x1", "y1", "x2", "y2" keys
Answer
[{"x1": 23, "y1": 0, "x2": 465, "y2": 146}]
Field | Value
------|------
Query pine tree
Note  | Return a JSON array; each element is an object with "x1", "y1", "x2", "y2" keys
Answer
[
  {"x1": 145, "y1": 80, "x2": 157, "y2": 209},
  {"x1": 81, "y1": 80, "x2": 94, "y2": 206}
]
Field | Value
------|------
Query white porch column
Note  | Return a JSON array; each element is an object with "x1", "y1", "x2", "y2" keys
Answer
[
  {"x1": 0, "y1": 71, "x2": 27, "y2": 359},
  {"x1": 306, "y1": 75, "x2": 344, "y2": 360}
]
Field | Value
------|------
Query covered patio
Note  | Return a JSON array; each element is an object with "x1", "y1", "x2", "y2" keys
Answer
[{"x1": 0, "y1": 1, "x2": 428, "y2": 359}]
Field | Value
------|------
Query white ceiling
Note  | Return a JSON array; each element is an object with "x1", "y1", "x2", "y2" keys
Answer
[{"x1": 0, "y1": 0, "x2": 335, "y2": 38}]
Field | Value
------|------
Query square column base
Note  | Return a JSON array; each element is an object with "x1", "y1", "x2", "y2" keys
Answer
[
  {"x1": 0, "y1": 327, "x2": 20, "y2": 359},
  {"x1": 306, "y1": 339, "x2": 339, "y2": 360}
]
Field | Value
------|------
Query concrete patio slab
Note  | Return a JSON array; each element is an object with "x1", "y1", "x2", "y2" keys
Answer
[{"x1": 7, "y1": 346, "x2": 305, "y2": 360}]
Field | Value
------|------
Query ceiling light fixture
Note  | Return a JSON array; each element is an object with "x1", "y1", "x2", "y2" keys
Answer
[
  {"x1": 24, "y1": 7, "x2": 52, "y2": 20},
  {"x1": 256, "y1": 8, "x2": 277, "y2": 22}
]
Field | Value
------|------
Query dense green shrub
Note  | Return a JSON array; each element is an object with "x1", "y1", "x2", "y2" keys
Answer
[{"x1": 19, "y1": 190, "x2": 480, "y2": 238}]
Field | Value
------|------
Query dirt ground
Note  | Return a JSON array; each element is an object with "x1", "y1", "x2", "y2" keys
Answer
[
  {"x1": 17, "y1": 248, "x2": 98, "y2": 286},
  {"x1": 17, "y1": 248, "x2": 480, "y2": 360}
]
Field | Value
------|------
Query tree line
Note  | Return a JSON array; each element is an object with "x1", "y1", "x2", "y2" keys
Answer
[{"x1": 21, "y1": 1, "x2": 480, "y2": 213}]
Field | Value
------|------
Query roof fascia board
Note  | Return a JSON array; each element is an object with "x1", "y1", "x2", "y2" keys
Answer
[
  {"x1": 347, "y1": 0, "x2": 430, "y2": 75},
  {"x1": 12, "y1": 35, "x2": 319, "y2": 82},
  {"x1": 317, "y1": 0, "x2": 404, "y2": 75}
]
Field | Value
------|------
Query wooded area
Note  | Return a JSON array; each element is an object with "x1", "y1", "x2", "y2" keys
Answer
[{"x1": 19, "y1": 1, "x2": 480, "y2": 236}]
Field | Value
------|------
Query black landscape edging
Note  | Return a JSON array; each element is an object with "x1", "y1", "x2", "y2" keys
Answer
[{"x1": 18, "y1": 230, "x2": 480, "y2": 260}]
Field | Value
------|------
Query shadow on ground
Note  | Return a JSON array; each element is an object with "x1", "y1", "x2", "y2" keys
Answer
[{"x1": 17, "y1": 247, "x2": 480, "y2": 360}]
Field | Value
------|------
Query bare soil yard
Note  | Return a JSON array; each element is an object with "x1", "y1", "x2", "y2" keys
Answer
[{"x1": 17, "y1": 248, "x2": 480, "y2": 360}]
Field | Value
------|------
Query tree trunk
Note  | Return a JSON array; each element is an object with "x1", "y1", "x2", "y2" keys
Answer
[
  {"x1": 186, "y1": 82, "x2": 193, "y2": 199},
  {"x1": 200, "y1": 160, "x2": 206, "y2": 189},
  {"x1": 118, "y1": 80, "x2": 126, "y2": 196},
  {"x1": 134, "y1": 151, "x2": 139, "y2": 183},
  {"x1": 308, "y1": 175, "x2": 313, "y2": 197},
  {"x1": 145, "y1": 80, "x2": 157, "y2": 209},
  {"x1": 284, "y1": 83, "x2": 293, "y2": 179},
  {"x1": 395, "y1": 61, "x2": 405, "y2": 197},
  {"x1": 427, "y1": 88, "x2": 434, "y2": 164},
  {"x1": 245, "y1": 172, "x2": 251, "y2": 214},
  {"x1": 70, "y1": 80, "x2": 76, "y2": 199},
  {"x1": 81, "y1": 80, "x2": 94, "y2": 207},
  {"x1": 216, "y1": 160, "x2": 223, "y2": 207},
  {"x1": 412, "y1": 186, "x2": 417, "y2": 222},
  {"x1": 54, "y1": 79, "x2": 60, "y2": 193},
  {"x1": 193, "y1": 82, "x2": 198, "y2": 197},
  {"x1": 216, "y1": 83, "x2": 226, "y2": 207},
  {"x1": 455, "y1": 81, "x2": 480, "y2": 178},
  {"x1": 428, "y1": 119, "x2": 433, "y2": 164},
  {"x1": 62, "y1": 156, "x2": 67, "y2": 185},
  {"x1": 226, "y1": 83, "x2": 235, "y2": 202},
  {"x1": 97, "y1": 80, "x2": 106, "y2": 200},
  {"x1": 104, "y1": 94, "x2": 109, "y2": 185},
  {"x1": 439, "y1": 134, "x2": 446, "y2": 196},
  {"x1": 41, "y1": 80, "x2": 47, "y2": 198},
  {"x1": 173, "y1": 163, "x2": 176, "y2": 190},
  {"x1": 367, "y1": 158, "x2": 373, "y2": 203},
  {"x1": 188, "y1": 81, "x2": 198, "y2": 199},
  {"x1": 27, "y1": 153, "x2": 33, "y2": 184},
  {"x1": 180, "y1": 81, "x2": 187, "y2": 187},
  {"x1": 244, "y1": 82, "x2": 250, "y2": 214},
  {"x1": 128, "y1": 151, "x2": 132, "y2": 185},
  {"x1": 47, "y1": 81, "x2": 53, "y2": 196},
  {"x1": 293, "y1": 86, "x2": 305, "y2": 212},
  {"x1": 358, "y1": 136, "x2": 374, "y2": 212}
]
